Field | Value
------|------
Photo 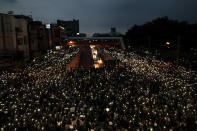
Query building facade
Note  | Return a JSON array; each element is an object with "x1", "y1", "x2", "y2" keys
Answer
[
  {"x1": 0, "y1": 13, "x2": 32, "y2": 60},
  {"x1": 14, "y1": 15, "x2": 32, "y2": 60},
  {"x1": 29, "y1": 21, "x2": 49, "y2": 58},
  {"x1": 57, "y1": 19, "x2": 79, "y2": 37},
  {"x1": 51, "y1": 25, "x2": 61, "y2": 47},
  {"x1": 0, "y1": 13, "x2": 17, "y2": 58}
]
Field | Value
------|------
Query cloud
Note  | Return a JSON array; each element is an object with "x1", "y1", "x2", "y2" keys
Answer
[
  {"x1": 0, "y1": 0, "x2": 197, "y2": 34},
  {"x1": 0, "y1": 0, "x2": 17, "y2": 3}
]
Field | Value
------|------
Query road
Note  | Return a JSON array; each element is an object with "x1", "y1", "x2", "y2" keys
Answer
[
  {"x1": 79, "y1": 46, "x2": 94, "y2": 68},
  {"x1": 66, "y1": 46, "x2": 119, "y2": 70},
  {"x1": 66, "y1": 46, "x2": 94, "y2": 70}
]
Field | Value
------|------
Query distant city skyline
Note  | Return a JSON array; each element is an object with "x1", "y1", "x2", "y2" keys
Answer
[{"x1": 1, "y1": 0, "x2": 197, "y2": 35}]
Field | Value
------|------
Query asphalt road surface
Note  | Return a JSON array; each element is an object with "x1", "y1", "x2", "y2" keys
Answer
[{"x1": 79, "y1": 46, "x2": 94, "y2": 68}]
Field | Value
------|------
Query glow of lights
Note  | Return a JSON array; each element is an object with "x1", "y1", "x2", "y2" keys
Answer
[
  {"x1": 106, "y1": 108, "x2": 110, "y2": 112},
  {"x1": 93, "y1": 55, "x2": 97, "y2": 60},
  {"x1": 90, "y1": 45, "x2": 95, "y2": 49},
  {"x1": 46, "y1": 24, "x2": 51, "y2": 29},
  {"x1": 94, "y1": 50, "x2": 97, "y2": 55},
  {"x1": 166, "y1": 42, "x2": 170, "y2": 45},
  {"x1": 97, "y1": 59, "x2": 103, "y2": 64},
  {"x1": 55, "y1": 46, "x2": 61, "y2": 50},
  {"x1": 68, "y1": 41, "x2": 75, "y2": 45},
  {"x1": 0, "y1": 46, "x2": 196, "y2": 129},
  {"x1": 94, "y1": 64, "x2": 99, "y2": 68},
  {"x1": 69, "y1": 125, "x2": 73, "y2": 129},
  {"x1": 109, "y1": 121, "x2": 113, "y2": 126},
  {"x1": 59, "y1": 26, "x2": 64, "y2": 30},
  {"x1": 57, "y1": 121, "x2": 62, "y2": 126}
]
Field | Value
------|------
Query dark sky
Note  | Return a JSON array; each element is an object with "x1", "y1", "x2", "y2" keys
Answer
[{"x1": 1, "y1": 0, "x2": 197, "y2": 35}]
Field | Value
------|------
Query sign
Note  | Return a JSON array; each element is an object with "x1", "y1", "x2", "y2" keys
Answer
[{"x1": 46, "y1": 24, "x2": 51, "y2": 29}]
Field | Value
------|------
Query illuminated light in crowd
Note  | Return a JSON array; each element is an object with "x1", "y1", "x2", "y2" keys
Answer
[
  {"x1": 93, "y1": 55, "x2": 97, "y2": 60},
  {"x1": 59, "y1": 26, "x2": 65, "y2": 30},
  {"x1": 94, "y1": 64, "x2": 99, "y2": 68},
  {"x1": 90, "y1": 45, "x2": 95, "y2": 49},
  {"x1": 166, "y1": 42, "x2": 170, "y2": 45},
  {"x1": 68, "y1": 41, "x2": 75, "y2": 45},
  {"x1": 69, "y1": 125, "x2": 73, "y2": 129},
  {"x1": 93, "y1": 50, "x2": 97, "y2": 55},
  {"x1": 57, "y1": 121, "x2": 62, "y2": 126},
  {"x1": 109, "y1": 121, "x2": 113, "y2": 126},
  {"x1": 106, "y1": 108, "x2": 110, "y2": 112},
  {"x1": 0, "y1": 46, "x2": 196, "y2": 130},
  {"x1": 97, "y1": 59, "x2": 103, "y2": 64},
  {"x1": 55, "y1": 46, "x2": 61, "y2": 50}
]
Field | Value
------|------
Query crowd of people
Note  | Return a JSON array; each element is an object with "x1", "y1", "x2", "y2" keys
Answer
[{"x1": 0, "y1": 46, "x2": 196, "y2": 130}]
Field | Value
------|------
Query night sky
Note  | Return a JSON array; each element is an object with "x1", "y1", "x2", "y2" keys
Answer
[{"x1": 1, "y1": 0, "x2": 197, "y2": 35}]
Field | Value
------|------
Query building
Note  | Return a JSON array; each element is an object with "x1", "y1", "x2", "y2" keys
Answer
[
  {"x1": 50, "y1": 19, "x2": 79, "y2": 47},
  {"x1": 0, "y1": 13, "x2": 17, "y2": 59},
  {"x1": 29, "y1": 21, "x2": 49, "y2": 58},
  {"x1": 76, "y1": 33, "x2": 87, "y2": 37},
  {"x1": 0, "y1": 13, "x2": 32, "y2": 61},
  {"x1": 14, "y1": 15, "x2": 32, "y2": 60},
  {"x1": 57, "y1": 19, "x2": 79, "y2": 37},
  {"x1": 51, "y1": 24, "x2": 61, "y2": 47},
  {"x1": 67, "y1": 37, "x2": 125, "y2": 49}
]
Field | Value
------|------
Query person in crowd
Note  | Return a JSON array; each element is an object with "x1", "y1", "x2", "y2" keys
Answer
[{"x1": 0, "y1": 46, "x2": 196, "y2": 130}]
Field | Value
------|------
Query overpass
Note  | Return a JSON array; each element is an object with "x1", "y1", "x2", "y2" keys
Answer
[{"x1": 66, "y1": 37, "x2": 126, "y2": 49}]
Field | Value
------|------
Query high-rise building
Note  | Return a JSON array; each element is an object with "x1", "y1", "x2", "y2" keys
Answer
[
  {"x1": 51, "y1": 24, "x2": 61, "y2": 47},
  {"x1": 0, "y1": 13, "x2": 16, "y2": 55},
  {"x1": 14, "y1": 15, "x2": 32, "y2": 59},
  {"x1": 57, "y1": 19, "x2": 79, "y2": 37},
  {"x1": 0, "y1": 13, "x2": 32, "y2": 60},
  {"x1": 29, "y1": 21, "x2": 49, "y2": 58}
]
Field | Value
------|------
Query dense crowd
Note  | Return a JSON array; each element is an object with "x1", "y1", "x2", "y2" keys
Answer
[{"x1": 0, "y1": 46, "x2": 197, "y2": 130}]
